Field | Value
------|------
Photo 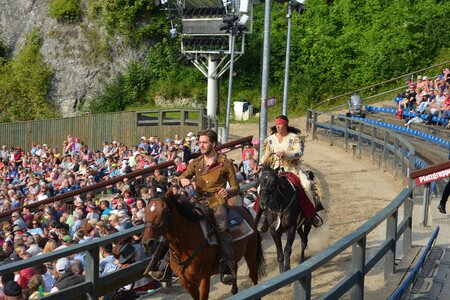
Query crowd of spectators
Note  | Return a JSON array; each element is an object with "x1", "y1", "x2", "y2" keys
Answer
[
  {"x1": 397, "y1": 67, "x2": 450, "y2": 127},
  {"x1": 0, "y1": 130, "x2": 261, "y2": 299}
]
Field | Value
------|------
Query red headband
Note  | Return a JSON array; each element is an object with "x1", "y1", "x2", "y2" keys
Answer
[{"x1": 275, "y1": 118, "x2": 289, "y2": 126}]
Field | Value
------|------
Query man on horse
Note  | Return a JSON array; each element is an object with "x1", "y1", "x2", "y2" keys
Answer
[
  {"x1": 179, "y1": 129, "x2": 240, "y2": 283},
  {"x1": 260, "y1": 115, "x2": 323, "y2": 228}
]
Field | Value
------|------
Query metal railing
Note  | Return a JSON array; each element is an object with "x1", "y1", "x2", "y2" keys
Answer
[
  {"x1": 228, "y1": 109, "x2": 416, "y2": 299},
  {"x1": 306, "y1": 110, "x2": 416, "y2": 187}
]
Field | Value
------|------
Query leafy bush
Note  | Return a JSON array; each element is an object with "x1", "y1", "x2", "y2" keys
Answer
[
  {"x1": 88, "y1": 62, "x2": 149, "y2": 113},
  {"x1": 0, "y1": 28, "x2": 56, "y2": 122},
  {"x1": 85, "y1": 0, "x2": 167, "y2": 44},
  {"x1": 49, "y1": 0, "x2": 81, "y2": 23}
]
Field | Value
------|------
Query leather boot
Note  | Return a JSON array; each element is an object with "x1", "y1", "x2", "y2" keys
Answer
[
  {"x1": 218, "y1": 230, "x2": 235, "y2": 284},
  {"x1": 438, "y1": 202, "x2": 447, "y2": 214}
]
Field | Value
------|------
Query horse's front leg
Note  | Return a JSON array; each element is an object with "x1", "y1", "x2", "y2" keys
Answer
[
  {"x1": 298, "y1": 223, "x2": 312, "y2": 263},
  {"x1": 199, "y1": 277, "x2": 210, "y2": 300},
  {"x1": 270, "y1": 228, "x2": 284, "y2": 273},
  {"x1": 283, "y1": 226, "x2": 296, "y2": 272},
  {"x1": 179, "y1": 276, "x2": 200, "y2": 300}
]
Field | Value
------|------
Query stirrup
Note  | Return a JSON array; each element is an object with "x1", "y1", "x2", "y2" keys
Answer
[{"x1": 312, "y1": 215, "x2": 323, "y2": 228}]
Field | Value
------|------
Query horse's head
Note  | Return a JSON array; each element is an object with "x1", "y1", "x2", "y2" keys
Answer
[
  {"x1": 141, "y1": 198, "x2": 172, "y2": 254},
  {"x1": 258, "y1": 163, "x2": 279, "y2": 210}
]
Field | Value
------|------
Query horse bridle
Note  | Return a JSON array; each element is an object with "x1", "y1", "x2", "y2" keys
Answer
[
  {"x1": 144, "y1": 199, "x2": 173, "y2": 242},
  {"x1": 261, "y1": 169, "x2": 296, "y2": 215}
]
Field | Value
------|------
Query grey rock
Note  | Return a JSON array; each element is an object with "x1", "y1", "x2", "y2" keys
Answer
[{"x1": 0, "y1": 0, "x2": 149, "y2": 117}]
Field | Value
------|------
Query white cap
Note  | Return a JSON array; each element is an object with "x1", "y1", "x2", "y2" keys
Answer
[
  {"x1": 112, "y1": 141, "x2": 117, "y2": 144},
  {"x1": 141, "y1": 136, "x2": 146, "y2": 140},
  {"x1": 187, "y1": 132, "x2": 194, "y2": 137}
]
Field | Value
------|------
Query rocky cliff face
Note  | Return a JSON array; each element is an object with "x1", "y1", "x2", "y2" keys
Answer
[{"x1": 0, "y1": 0, "x2": 147, "y2": 116}]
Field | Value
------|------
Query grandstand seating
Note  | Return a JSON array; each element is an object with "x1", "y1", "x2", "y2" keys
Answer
[
  {"x1": 350, "y1": 114, "x2": 450, "y2": 148},
  {"x1": 365, "y1": 105, "x2": 450, "y2": 126}
]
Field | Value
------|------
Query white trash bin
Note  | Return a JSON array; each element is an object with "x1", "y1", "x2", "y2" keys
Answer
[{"x1": 234, "y1": 101, "x2": 253, "y2": 121}]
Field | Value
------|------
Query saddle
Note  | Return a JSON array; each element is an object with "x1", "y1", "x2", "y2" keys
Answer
[{"x1": 196, "y1": 205, "x2": 254, "y2": 245}]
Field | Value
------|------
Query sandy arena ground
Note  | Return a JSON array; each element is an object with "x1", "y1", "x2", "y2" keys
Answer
[{"x1": 145, "y1": 117, "x2": 404, "y2": 299}]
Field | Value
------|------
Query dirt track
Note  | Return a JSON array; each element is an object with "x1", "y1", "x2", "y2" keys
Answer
[{"x1": 145, "y1": 117, "x2": 404, "y2": 299}]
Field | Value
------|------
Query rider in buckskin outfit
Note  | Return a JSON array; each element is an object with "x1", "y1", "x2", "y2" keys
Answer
[
  {"x1": 259, "y1": 115, "x2": 323, "y2": 228},
  {"x1": 147, "y1": 129, "x2": 240, "y2": 284}
]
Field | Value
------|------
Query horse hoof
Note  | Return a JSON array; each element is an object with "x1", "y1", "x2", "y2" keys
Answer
[{"x1": 231, "y1": 286, "x2": 238, "y2": 294}]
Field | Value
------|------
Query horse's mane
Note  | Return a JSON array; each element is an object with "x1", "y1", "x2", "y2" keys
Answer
[
  {"x1": 261, "y1": 162, "x2": 278, "y2": 175},
  {"x1": 261, "y1": 163, "x2": 273, "y2": 172},
  {"x1": 165, "y1": 194, "x2": 204, "y2": 222}
]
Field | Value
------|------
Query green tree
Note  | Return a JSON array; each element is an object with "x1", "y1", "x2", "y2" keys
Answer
[{"x1": 0, "y1": 28, "x2": 56, "y2": 122}]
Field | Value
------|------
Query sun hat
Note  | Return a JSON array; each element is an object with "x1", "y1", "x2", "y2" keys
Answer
[{"x1": 119, "y1": 243, "x2": 136, "y2": 264}]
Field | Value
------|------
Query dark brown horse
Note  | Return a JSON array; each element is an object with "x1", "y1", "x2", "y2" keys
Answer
[{"x1": 141, "y1": 196, "x2": 265, "y2": 300}]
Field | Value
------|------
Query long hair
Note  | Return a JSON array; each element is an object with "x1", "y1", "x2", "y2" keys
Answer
[{"x1": 269, "y1": 115, "x2": 301, "y2": 135}]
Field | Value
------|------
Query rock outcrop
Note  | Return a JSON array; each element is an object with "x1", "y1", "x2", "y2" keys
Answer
[{"x1": 0, "y1": 0, "x2": 148, "y2": 116}]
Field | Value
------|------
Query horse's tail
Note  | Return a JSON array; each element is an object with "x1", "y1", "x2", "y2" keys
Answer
[{"x1": 256, "y1": 230, "x2": 266, "y2": 279}]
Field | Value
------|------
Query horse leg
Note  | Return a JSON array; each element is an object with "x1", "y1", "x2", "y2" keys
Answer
[
  {"x1": 179, "y1": 276, "x2": 200, "y2": 300},
  {"x1": 283, "y1": 226, "x2": 296, "y2": 272},
  {"x1": 199, "y1": 277, "x2": 211, "y2": 300},
  {"x1": 297, "y1": 223, "x2": 312, "y2": 263},
  {"x1": 244, "y1": 246, "x2": 258, "y2": 285},
  {"x1": 231, "y1": 263, "x2": 239, "y2": 294},
  {"x1": 271, "y1": 229, "x2": 284, "y2": 273}
]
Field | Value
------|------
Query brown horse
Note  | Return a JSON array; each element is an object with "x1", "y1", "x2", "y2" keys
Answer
[{"x1": 142, "y1": 196, "x2": 265, "y2": 300}]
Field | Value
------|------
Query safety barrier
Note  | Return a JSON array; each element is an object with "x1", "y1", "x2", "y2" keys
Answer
[{"x1": 389, "y1": 226, "x2": 440, "y2": 300}]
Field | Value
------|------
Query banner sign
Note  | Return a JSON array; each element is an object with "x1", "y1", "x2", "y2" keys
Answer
[{"x1": 415, "y1": 167, "x2": 450, "y2": 185}]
